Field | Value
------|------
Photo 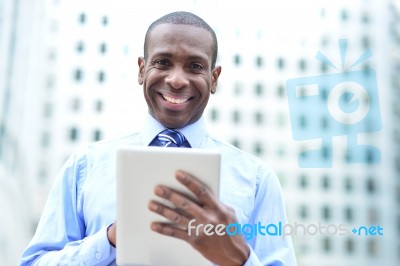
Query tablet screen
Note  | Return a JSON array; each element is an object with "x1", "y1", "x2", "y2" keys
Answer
[{"x1": 116, "y1": 146, "x2": 220, "y2": 266}]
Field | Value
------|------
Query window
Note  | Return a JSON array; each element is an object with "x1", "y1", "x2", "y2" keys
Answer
[
  {"x1": 299, "y1": 174, "x2": 308, "y2": 189},
  {"x1": 79, "y1": 13, "x2": 86, "y2": 24},
  {"x1": 298, "y1": 59, "x2": 307, "y2": 72},
  {"x1": 47, "y1": 48, "x2": 57, "y2": 61},
  {"x1": 345, "y1": 150, "x2": 352, "y2": 163},
  {"x1": 363, "y1": 63, "x2": 372, "y2": 74},
  {"x1": 366, "y1": 148, "x2": 375, "y2": 164},
  {"x1": 362, "y1": 36, "x2": 371, "y2": 49},
  {"x1": 76, "y1": 41, "x2": 84, "y2": 53},
  {"x1": 321, "y1": 175, "x2": 330, "y2": 190},
  {"x1": 299, "y1": 205, "x2": 308, "y2": 219},
  {"x1": 320, "y1": 87, "x2": 328, "y2": 101},
  {"x1": 299, "y1": 115, "x2": 307, "y2": 128},
  {"x1": 99, "y1": 43, "x2": 107, "y2": 54},
  {"x1": 322, "y1": 237, "x2": 332, "y2": 252},
  {"x1": 344, "y1": 207, "x2": 353, "y2": 222},
  {"x1": 69, "y1": 127, "x2": 78, "y2": 141},
  {"x1": 320, "y1": 8, "x2": 326, "y2": 18},
  {"x1": 210, "y1": 108, "x2": 218, "y2": 122},
  {"x1": 72, "y1": 98, "x2": 80, "y2": 111},
  {"x1": 320, "y1": 63, "x2": 328, "y2": 73},
  {"x1": 43, "y1": 103, "x2": 52, "y2": 118},
  {"x1": 46, "y1": 75, "x2": 55, "y2": 89},
  {"x1": 93, "y1": 129, "x2": 102, "y2": 141},
  {"x1": 277, "y1": 84, "x2": 285, "y2": 98},
  {"x1": 322, "y1": 206, "x2": 331, "y2": 220},
  {"x1": 253, "y1": 142, "x2": 263, "y2": 156},
  {"x1": 322, "y1": 145, "x2": 330, "y2": 160},
  {"x1": 233, "y1": 54, "x2": 241, "y2": 66},
  {"x1": 276, "y1": 146, "x2": 286, "y2": 157},
  {"x1": 367, "y1": 239, "x2": 378, "y2": 257},
  {"x1": 98, "y1": 71, "x2": 105, "y2": 83},
  {"x1": 254, "y1": 83, "x2": 264, "y2": 96},
  {"x1": 345, "y1": 238, "x2": 354, "y2": 254},
  {"x1": 366, "y1": 178, "x2": 376, "y2": 194},
  {"x1": 234, "y1": 82, "x2": 243, "y2": 95},
  {"x1": 74, "y1": 69, "x2": 83, "y2": 82},
  {"x1": 361, "y1": 12, "x2": 371, "y2": 24},
  {"x1": 367, "y1": 208, "x2": 378, "y2": 224},
  {"x1": 276, "y1": 113, "x2": 285, "y2": 127},
  {"x1": 232, "y1": 110, "x2": 241, "y2": 124},
  {"x1": 321, "y1": 117, "x2": 329, "y2": 130},
  {"x1": 254, "y1": 111, "x2": 263, "y2": 125},
  {"x1": 38, "y1": 167, "x2": 48, "y2": 184},
  {"x1": 277, "y1": 57, "x2": 285, "y2": 70},
  {"x1": 255, "y1": 56, "x2": 263, "y2": 68},
  {"x1": 0, "y1": 123, "x2": 4, "y2": 141},
  {"x1": 231, "y1": 139, "x2": 241, "y2": 149},
  {"x1": 344, "y1": 177, "x2": 353, "y2": 192},
  {"x1": 300, "y1": 147, "x2": 308, "y2": 160},
  {"x1": 397, "y1": 215, "x2": 400, "y2": 234},
  {"x1": 95, "y1": 100, "x2": 103, "y2": 112},
  {"x1": 0, "y1": 123, "x2": 4, "y2": 159},
  {"x1": 41, "y1": 132, "x2": 50, "y2": 147},
  {"x1": 321, "y1": 35, "x2": 329, "y2": 47},
  {"x1": 102, "y1": 16, "x2": 108, "y2": 26},
  {"x1": 396, "y1": 185, "x2": 400, "y2": 203},
  {"x1": 340, "y1": 9, "x2": 349, "y2": 21}
]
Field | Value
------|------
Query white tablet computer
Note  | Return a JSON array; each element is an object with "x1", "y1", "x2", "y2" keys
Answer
[{"x1": 116, "y1": 146, "x2": 220, "y2": 266}]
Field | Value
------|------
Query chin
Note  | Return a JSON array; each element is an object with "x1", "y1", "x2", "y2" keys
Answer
[{"x1": 162, "y1": 121, "x2": 187, "y2": 129}]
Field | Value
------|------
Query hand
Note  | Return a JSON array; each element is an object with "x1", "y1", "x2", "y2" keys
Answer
[
  {"x1": 107, "y1": 223, "x2": 116, "y2": 247},
  {"x1": 148, "y1": 170, "x2": 250, "y2": 266}
]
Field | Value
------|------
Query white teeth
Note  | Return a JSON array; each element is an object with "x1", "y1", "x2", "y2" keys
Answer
[{"x1": 163, "y1": 95, "x2": 189, "y2": 104}]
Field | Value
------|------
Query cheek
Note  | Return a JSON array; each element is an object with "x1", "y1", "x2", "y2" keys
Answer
[{"x1": 143, "y1": 71, "x2": 165, "y2": 91}]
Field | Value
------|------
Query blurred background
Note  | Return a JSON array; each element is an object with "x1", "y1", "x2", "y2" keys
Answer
[{"x1": 1, "y1": 0, "x2": 399, "y2": 265}]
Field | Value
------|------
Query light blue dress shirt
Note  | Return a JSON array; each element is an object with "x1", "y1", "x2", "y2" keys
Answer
[{"x1": 20, "y1": 114, "x2": 297, "y2": 266}]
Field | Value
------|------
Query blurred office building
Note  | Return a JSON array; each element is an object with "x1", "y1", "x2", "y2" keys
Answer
[{"x1": 0, "y1": 0, "x2": 399, "y2": 265}]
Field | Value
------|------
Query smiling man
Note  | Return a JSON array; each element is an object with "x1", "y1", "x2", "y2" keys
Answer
[
  {"x1": 138, "y1": 22, "x2": 220, "y2": 129},
  {"x1": 20, "y1": 11, "x2": 297, "y2": 266}
]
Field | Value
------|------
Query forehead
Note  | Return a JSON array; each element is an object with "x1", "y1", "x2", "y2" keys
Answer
[{"x1": 147, "y1": 24, "x2": 214, "y2": 61}]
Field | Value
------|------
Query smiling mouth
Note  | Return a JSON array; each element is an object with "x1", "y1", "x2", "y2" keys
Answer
[{"x1": 161, "y1": 94, "x2": 191, "y2": 104}]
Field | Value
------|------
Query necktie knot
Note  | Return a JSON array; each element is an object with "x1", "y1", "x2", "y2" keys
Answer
[{"x1": 150, "y1": 129, "x2": 190, "y2": 147}]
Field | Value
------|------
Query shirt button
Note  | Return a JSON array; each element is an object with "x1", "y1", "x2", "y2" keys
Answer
[{"x1": 96, "y1": 253, "x2": 102, "y2": 260}]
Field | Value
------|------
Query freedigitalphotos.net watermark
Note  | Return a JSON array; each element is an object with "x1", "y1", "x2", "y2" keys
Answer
[{"x1": 187, "y1": 219, "x2": 383, "y2": 240}]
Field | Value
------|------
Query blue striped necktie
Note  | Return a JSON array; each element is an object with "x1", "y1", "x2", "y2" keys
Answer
[{"x1": 149, "y1": 129, "x2": 191, "y2": 148}]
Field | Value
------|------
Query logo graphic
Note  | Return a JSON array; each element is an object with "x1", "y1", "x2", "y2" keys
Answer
[{"x1": 286, "y1": 39, "x2": 382, "y2": 168}]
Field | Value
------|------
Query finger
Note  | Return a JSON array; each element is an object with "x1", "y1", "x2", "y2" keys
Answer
[
  {"x1": 148, "y1": 200, "x2": 192, "y2": 227},
  {"x1": 153, "y1": 185, "x2": 205, "y2": 218},
  {"x1": 150, "y1": 222, "x2": 190, "y2": 241},
  {"x1": 175, "y1": 170, "x2": 218, "y2": 208}
]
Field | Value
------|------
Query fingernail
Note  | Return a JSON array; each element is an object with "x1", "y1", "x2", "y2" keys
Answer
[
  {"x1": 151, "y1": 223, "x2": 160, "y2": 231},
  {"x1": 148, "y1": 202, "x2": 158, "y2": 211},
  {"x1": 176, "y1": 172, "x2": 187, "y2": 181},
  {"x1": 155, "y1": 186, "x2": 165, "y2": 196}
]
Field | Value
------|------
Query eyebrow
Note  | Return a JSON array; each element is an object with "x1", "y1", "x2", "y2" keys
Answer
[{"x1": 151, "y1": 52, "x2": 209, "y2": 64}]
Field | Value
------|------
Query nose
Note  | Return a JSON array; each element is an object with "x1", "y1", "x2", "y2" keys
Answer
[{"x1": 165, "y1": 67, "x2": 189, "y2": 90}]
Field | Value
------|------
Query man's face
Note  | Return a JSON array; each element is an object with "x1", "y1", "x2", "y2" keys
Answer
[{"x1": 138, "y1": 24, "x2": 221, "y2": 129}]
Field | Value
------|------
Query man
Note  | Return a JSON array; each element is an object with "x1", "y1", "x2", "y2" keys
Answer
[{"x1": 20, "y1": 11, "x2": 297, "y2": 265}]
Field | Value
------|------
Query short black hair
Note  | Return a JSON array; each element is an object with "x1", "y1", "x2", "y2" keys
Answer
[{"x1": 144, "y1": 11, "x2": 218, "y2": 68}]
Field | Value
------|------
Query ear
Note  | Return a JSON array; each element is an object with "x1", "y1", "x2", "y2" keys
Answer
[
  {"x1": 210, "y1": 66, "x2": 222, "y2": 94},
  {"x1": 138, "y1": 56, "x2": 145, "y2": 85}
]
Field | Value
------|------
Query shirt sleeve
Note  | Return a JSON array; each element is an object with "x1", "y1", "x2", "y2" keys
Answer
[
  {"x1": 243, "y1": 165, "x2": 298, "y2": 266},
  {"x1": 19, "y1": 152, "x2": 116, "y2": 266}
]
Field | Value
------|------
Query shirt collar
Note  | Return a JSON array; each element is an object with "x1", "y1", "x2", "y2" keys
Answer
[{"x1": 141, "y1": 112, "x2": 208, "y2": 148}]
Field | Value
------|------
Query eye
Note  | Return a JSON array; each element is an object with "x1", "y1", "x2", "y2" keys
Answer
[
  {"x1": 190, "y1": 63, "x2": 204, "y2": 70},
  {"x1": 154, "y1": 59, "x2": 169, "y2": 66}
]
